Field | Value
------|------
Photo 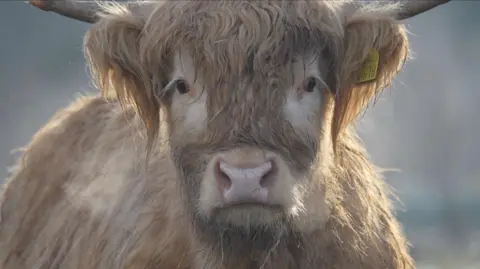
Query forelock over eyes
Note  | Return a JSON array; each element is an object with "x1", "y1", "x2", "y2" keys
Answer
[
  {"x1": 139, "y1": 1, "x2": 345, "y2": 91},
  {"x1": 319, "y1": 45, "x2": 339, "y2": 94}
]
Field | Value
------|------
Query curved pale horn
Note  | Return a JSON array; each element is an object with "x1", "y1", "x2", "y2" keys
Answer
[
  {"x1": 394, "y1": 0, "x2": 451, "y2": 20},
  {"x1": 29, "y1": 0, "x2": 452, "y2": 24},
  {"x1": 29, "y1": 0, "x2": 100, "y2": 23}
]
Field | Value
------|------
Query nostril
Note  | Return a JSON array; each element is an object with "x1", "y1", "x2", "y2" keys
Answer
[
  {"x1": 215, "y1": 158, "x2": 276, "y2": 204},
  {"x1": 215, "y1": 160, "x2": 232, "y2": 190},
  {"x1": 260, "y1": 159, "x2": 276, "y2": 187},
  {"x1": 217, "y1": 159, "x2": 277, "y2": 188}
]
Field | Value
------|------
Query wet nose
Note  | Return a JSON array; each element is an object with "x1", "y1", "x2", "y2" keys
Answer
[{"x1": 215, "y1": 159, "x2": 275, "y2": 204}]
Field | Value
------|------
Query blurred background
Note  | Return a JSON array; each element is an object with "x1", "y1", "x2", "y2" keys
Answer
[{"x1": 0, "y1": 1, "x2": 478, "y2": 268}]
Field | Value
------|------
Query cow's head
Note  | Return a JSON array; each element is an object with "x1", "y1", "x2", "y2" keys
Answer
[{"x1": 81, "y1": 0, "x2": 440, "y2": 249}]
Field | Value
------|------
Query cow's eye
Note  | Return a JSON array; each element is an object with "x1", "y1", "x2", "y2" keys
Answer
[
  {"x1": 303, "y1": 77, "x2": 317, "y2": 93},
  {"x1": 175, "y1": 79, "x2": 190, "y2": 95}
]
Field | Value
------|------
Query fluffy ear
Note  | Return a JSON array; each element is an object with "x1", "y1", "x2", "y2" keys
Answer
[
  {"x1": 83, "y1": 4, "x2": 160, "y2": 145},
  {"x1": 332, "y1": 7, "x2": 409, "y2": 143}
]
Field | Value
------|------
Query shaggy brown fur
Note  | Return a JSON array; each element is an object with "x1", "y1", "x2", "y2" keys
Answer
[{"x1": 1, "y1": 1, "x2": 414, "y2": 269}]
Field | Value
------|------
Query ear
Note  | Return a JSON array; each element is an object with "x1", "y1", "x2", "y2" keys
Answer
[
  {"x1": 332, "y1": 7, "x2": 409, "y2": 143},
  {"x1": 83, "y1": 4, "x2": 160, "y2": 146}
]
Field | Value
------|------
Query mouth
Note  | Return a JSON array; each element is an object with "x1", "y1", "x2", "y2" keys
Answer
[
  {"x1": 210, "y1": 202, "x2": 284, "y2": 227},
  {"x1": 214, "y1": 202, "x2": 283, "y2": 211}
]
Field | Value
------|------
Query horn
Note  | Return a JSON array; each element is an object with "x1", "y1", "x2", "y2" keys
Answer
[
  {"x1": 29, "y1": 0, "x2": 101, "y2": 23},
  {"x1": 29, "y1": 0, "x2": 452, "y2": 24},
  {"x1": 394, "y1": 0, "x2": 451, "y2": 20}
]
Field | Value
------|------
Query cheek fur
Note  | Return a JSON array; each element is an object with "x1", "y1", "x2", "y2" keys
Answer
[
  {"x1": 283, "y1": 88, "x2": 322, "y2": 137},
  {"x1": 169, "y1": 92, "x2": 208, "y2": 137},
  {"x1": 169, "y1": 144, "x2": 211, "y2": 213}
]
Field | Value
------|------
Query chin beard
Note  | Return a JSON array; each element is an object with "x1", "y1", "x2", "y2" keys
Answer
[{"x1": 193, "y1": 212, "x2": 302, "y2": 254}]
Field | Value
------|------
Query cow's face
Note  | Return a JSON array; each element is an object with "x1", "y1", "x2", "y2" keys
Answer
[
  {"x1": 160, "y1": 50, "x2": 335, "y2": 241},
  {"x1": 137, "y1": 2, "x2": 345, "y2": 248}
]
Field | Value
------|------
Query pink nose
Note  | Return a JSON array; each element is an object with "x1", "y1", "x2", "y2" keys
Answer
[{"x1": 215, "y1": 159, "x2": 275, "y2": 204}]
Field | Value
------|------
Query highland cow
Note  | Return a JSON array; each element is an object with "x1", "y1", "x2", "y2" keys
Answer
[{"x1": 0, "y1": 0, "x2": 451, "y2": 269}]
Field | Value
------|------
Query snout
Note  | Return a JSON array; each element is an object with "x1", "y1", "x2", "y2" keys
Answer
[
  {"x1": 198, "y1": 147, "x2": 302, "y2": 227},
  {"x1": 214, "y1": 158, "x2": 277, "y2": 204}
]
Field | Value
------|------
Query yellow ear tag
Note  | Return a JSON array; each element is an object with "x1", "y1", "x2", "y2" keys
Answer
[{"x1": 356, "y1": 48, "x2": 379, "y2": 83}]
